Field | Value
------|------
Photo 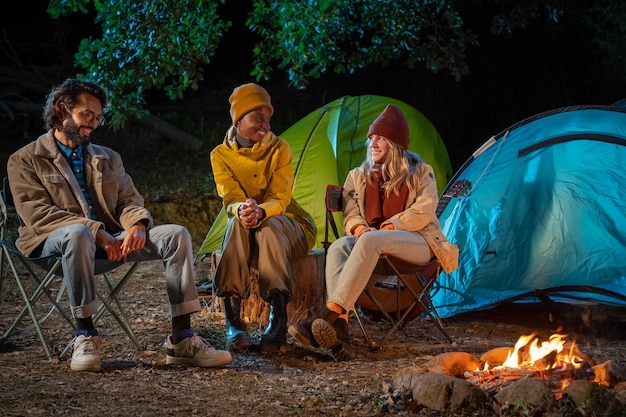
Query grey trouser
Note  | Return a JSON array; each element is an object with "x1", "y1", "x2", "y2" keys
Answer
[
  {"x1": 41, "y1": 224, "x2": 201, "y2": 319},
  {"x1": 325, "y1": 230, "x2": 433, "y2": 312},
  {"x1": 214, "y1": 215, "x2": 309, "y2": 301}
]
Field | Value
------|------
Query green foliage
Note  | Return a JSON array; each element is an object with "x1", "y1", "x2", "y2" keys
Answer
[
  {"x1": 47, "y1": 0, "x2": 231, "y2": 129},
  {"x1": 488, "y1": 0, "x2": 564, "y2": 37},
  {"x1": 46, "y1": 0, "x2": 625, "y2": 129},
  {"x1": 248, "y1": 0, "x2": 478, "y2": 88}
]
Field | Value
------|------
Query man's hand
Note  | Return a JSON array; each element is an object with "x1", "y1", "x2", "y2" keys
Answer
[
  {"x1": 120, "y1": 223, "x2": 147, "y2": 256},
  {"x1": 238, "y1": 198, "x2": 265, "y2": 228},
  {"x1": 96, "y1": 228, "x2": 124, "y2": 261}
]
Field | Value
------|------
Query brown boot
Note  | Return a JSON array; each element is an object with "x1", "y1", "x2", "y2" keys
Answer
[
  {"x1": 310, "y1": 310, "x2": 342, "y2": 349},
  {"x1": 287, "y1": 307, "x2": 337, "y2": 348},
  {"x1": 329, "y1": 318, "x2": 352, "y2": 360}
]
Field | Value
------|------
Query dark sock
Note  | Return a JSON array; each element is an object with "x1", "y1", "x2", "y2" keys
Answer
[
  {"x1": 76, "y1": 328, "x2": 98, "y2": 337},
  {"x1": 75, "y1": 317, "x2": 98, "y2": 337},
  {"x1": 176, "y1": 328, "x2": 194, "y2": 344},
  {"x1": 171, "y1": 314, "x2": 192, "y2": 344},
  {"x1": 76, "y1": 316, "x2": 94, "y2": 329}
]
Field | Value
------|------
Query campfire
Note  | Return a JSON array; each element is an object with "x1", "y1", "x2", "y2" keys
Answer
[
  {"x1": 465, "y1": 333, "x2": 596, "y2": 397},
  {"x1": 392, "y1": 333, "x2": 626, "y2": 415},
  {"x1": 489, "y1": 333, "x2": 585, "y2": 370}
]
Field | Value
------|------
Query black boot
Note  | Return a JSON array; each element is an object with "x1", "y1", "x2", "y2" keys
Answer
[
  {"x1": 259, "y1": 291, "x2": 289, "y2": 352},
  {"x1": 224, "y1": 295, "x2": 252, "y2": 351}
]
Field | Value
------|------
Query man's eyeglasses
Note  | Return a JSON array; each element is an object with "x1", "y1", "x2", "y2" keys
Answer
[{"x1": 77, "y1": 109, "x2": 106, "y2": 126}]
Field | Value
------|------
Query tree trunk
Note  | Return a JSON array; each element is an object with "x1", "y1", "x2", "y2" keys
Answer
[{"x1": 207, "y1": 249, "x2": 326, "y2": 326}]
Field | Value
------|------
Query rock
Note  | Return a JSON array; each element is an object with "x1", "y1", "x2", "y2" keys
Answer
[
  {"x1": 593, "y1": 360, "x2": 626, "y2": 387},
  {"x1": 407, "y1": 372, "x2": 489, "y2": 412},
  {"x1": 391, "y1": 366, "x2": 427, "y2": 396},
  {"x1": 480, "y1": 346, "x2": 513, "y2": 368},
  {"x1": 562, "y1": 379, "x2": 625, "y2": 414},
  {"x1": 493, "y1": 378, "x2": 557, "y2": 415},
  {"x1": 426, "y1": 351, "x2": 481, "y2": 378}
]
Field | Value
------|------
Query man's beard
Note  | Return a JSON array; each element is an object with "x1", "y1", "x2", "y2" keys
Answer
[{"x1": 63, "y1": 117, "x2": 92, "y2": 147}]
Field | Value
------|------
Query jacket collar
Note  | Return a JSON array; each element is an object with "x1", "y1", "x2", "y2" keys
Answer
[{"x1": 34, "y1": 130, "x2": 109, "y2": 162}]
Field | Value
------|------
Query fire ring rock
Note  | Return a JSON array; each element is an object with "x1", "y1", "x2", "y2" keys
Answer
[
  {"x1": 403, "y1": 372, "x2": 489, "y2": 412},
  {"x1": 426, "y1": 351, "x2": 481, "y2": 378},
  {"x1": 493, "y1": 378, "x2": 557, "y2": 415}
]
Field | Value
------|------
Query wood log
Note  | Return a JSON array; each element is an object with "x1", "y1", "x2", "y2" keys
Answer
[{"x1": 209, "y1": 249, "x2": 326, "y2": 326}]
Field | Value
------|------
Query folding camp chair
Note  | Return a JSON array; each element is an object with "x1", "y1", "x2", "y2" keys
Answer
[
  {"x1": 324, "y1": 184, "x2": 452, "y2": 351},
  {"x1": 0, "y1": 177, "x2": 142, "y2": 359}
]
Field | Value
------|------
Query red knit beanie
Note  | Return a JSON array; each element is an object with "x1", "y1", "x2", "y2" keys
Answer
[{"x1": 367, "y1": 104, "x2": 410, "y2": 149}]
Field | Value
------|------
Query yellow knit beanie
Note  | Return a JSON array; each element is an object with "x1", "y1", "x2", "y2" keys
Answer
[{"x1": 229, "y1": 83, "x2": 274, "y2": 126}]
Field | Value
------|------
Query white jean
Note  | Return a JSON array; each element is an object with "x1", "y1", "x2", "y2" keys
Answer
[{"x1": 325, "y1": 230, "x2": 433, "y2": 312}]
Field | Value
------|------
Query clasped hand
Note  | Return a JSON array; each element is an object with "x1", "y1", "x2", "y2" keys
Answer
[
  {"x1": 239, "y1": 198, "x2": 264, "y2": 228},
  {"x1": 354, "y1": 223, "x2": 394, "y2": 241},
  {"x1": 96, "y1": 224, "x2": 147, "y2": 262}
]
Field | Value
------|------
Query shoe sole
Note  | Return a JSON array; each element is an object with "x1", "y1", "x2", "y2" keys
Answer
[
  {"x1": 70, "y1": 359, "x2": 101, "y2": 372},
  {"x1": 311, "y1": 319, "x2": 338, "y2": 349},
  {"x1": 166, "y1": 351, "x2": 232, "y2": 367},
  {"x1": 228, "y1": 334, "x2": 253, "y2": 351},
  {"x1": 287, "y1": 325, "x2": 313, "y2": 347}
]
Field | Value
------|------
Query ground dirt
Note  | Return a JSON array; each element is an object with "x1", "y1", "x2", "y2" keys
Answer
[{"x1": 2, "y1": 257, "x2": 626, "y2": 417}]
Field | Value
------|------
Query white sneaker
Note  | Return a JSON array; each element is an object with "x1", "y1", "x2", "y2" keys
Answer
[
  {"x1": 70, "y1": 335, "x2": 102, "y2": 372},
  {"x1": 166, "y1": 335, "x2": 232, "y2": 367}
]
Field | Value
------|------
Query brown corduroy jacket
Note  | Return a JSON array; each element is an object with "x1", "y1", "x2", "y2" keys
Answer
[{"x1": 7, "y1": 131, "x2": 152, "y2": 256}]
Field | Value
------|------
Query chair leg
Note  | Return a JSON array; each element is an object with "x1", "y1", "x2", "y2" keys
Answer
[
  {"x1": 400, "y1": 273, "x2": 453, "y2": 344},
  {"x1": 354, "y1": 309, "x2": 378, "y2": 351},
  {"x1": 96, "y1": 265, "x2": 141, "y2": 348},
  {"x1": 380, "y1": 259, "x2": 454, "y2": 345},
  {"x1": 0, "y1": 250, "x2": 65, "y2": 359},
  {"x1": 59, "y1": 262, "x2": 143, "y2": 359}
]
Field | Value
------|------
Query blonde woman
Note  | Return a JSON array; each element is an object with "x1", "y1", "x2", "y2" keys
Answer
[{"x1": 288, "y1": 104, "x2": 458, "y2": 357}]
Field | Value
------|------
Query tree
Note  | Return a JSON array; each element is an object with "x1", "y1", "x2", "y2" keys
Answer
[
  {"x1": 48, "y1": 0, "x2": 230, "y2": 130},
  {"x1": 45, "y1": 0, "x2": 624, "y2": 131},
  {"x1": 248, "y1": 0, "x2": 477, "y2": 88}
]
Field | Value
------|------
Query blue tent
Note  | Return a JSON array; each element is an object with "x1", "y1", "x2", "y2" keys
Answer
[{"x1": 433, "y1": 105, "x2": 626, "y2": 318}]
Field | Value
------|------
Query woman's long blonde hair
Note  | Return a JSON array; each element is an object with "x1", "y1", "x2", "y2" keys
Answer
[{"x1": 361, "y1": 137, "x2": 424, "y2": 198}]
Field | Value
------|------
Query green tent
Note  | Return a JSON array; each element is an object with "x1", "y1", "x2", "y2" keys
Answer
[{"x1": 197, "y1": 95, "x2": 453, "y2": 256}]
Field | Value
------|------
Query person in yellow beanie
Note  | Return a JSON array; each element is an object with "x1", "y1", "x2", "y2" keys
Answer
[
  {"x1": 288, "y1": 104, "x2": 458, "y2": 358},
  {"x1": 210, "y1": 83, "x2": 316, "y2": 352}
]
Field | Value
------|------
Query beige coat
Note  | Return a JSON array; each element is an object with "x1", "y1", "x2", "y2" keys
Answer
[
  {"x1": 7, "y1": 131, "x2": 152, "y2": 256},
  {"x1": 341, "y1": 163, "x2": 459, "y2": 274}
]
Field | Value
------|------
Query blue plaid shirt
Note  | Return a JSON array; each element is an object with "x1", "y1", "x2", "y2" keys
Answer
[{"x1": 56, "y1": 141, "x2": 98, "y2": 220}]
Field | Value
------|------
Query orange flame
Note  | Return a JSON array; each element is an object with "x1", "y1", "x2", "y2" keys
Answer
[{"x1": 494, "y1": 333, "x2": 583, "y2": 370}]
